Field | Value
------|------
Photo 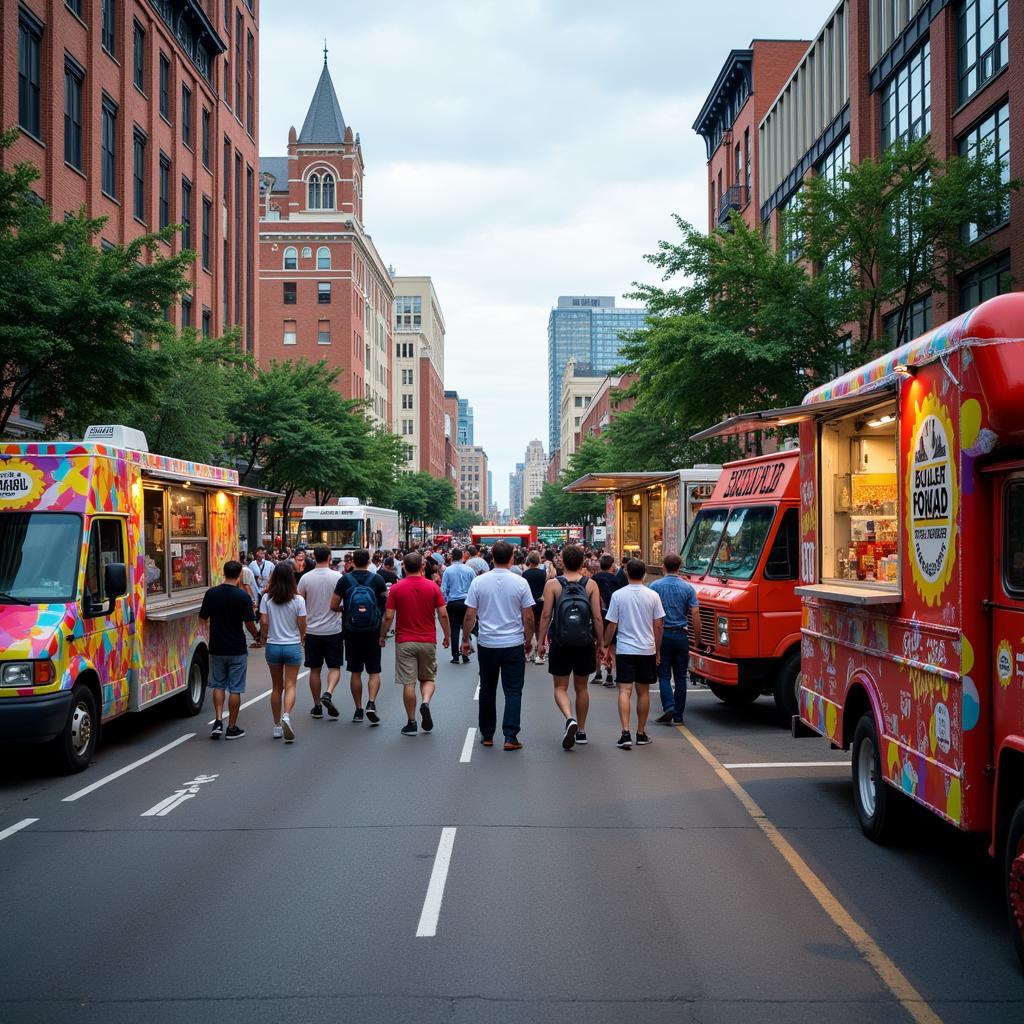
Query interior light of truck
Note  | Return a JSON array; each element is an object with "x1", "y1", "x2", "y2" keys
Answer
[
  {"x1": 893, "y1": 363, "x2": 917, "y2": 377},
  {"x1": 867, "y1": 414, "x2": 896, "y2": 428},
  {"x1": 717, "y1": 617, "x2": 729, "y2": 646}
]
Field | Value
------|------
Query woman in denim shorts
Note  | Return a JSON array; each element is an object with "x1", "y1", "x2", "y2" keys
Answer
[{"x1": 259, "y1": 561, "x2": 307, "y2": 743}]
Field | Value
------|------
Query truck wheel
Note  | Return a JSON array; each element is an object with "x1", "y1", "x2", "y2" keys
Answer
[
  {"x1": 175, "y1": 655, "x2": 207, "y2": 717},
  {"x1": 1005, "y1": 800, "x2": 1024, "y2": 969},
  {"x1": 851, "y1": 713, "x2": 898, "y2": 843},
  {"x1": 707, "y1": 682, "x2": 759, "y2": 706},
  {"x1": 52, "y1": 683, "x2": 98, "y2": 774},
  {"x1": 773, "y1": 651, "x2": 802, "y2": 721}
]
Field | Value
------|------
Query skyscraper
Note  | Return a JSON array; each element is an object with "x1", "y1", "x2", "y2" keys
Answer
[
  {"x1": 547, "y1": 296, "x2": 646, "y2": 455},
  {"x1": 523, "y1": 439, "x2": 547, "y2": 511},
  {"x1": 457, "y1": 398, "x2": 474, "y2": 446}
]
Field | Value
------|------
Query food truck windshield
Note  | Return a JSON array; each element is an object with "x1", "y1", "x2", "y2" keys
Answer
[
  {"x1": 681, "y1": 506, "x2": 776, "y2": 580},
  {"x1": 0, "y1": 511, "x2": 82, "y2": 603},
  {"x1": 298, "y1": 518, "x2": 363, "y2": 549}
]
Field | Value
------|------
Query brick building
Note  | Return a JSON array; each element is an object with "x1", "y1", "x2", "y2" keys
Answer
[
  {"x1": 577, "y1": 373, "x2": 637, "y2": 442},
  {"x1": 693, "y1": 39, "x2": 809, "y2": 233},
  {"x1": 4, "y1": 0, "x2": 260, "y2": 348},
  {"x1": 443, "y1": 389, "x2": 461, "y2": 488},
  {"x1": 258, "y1": 57, "x2": 392, "y2": 425}
]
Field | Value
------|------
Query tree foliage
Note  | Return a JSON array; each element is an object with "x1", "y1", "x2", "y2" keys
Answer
[{"x1": 391, "y1": 472, "x2": 457, "y2": 545}]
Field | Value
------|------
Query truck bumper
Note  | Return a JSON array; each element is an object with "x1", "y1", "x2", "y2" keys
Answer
[
  {"x1": 0, "y1": 691, "x2": 73, "y2": 743},
  {"x1": 690, "y1": 652, "x2": 740, "y2": 685}
]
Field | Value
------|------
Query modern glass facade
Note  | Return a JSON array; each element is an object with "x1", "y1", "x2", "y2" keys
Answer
[
  {"x1": 547, "y1": 297, "x2": 646, "y2": 455},
  {"x1": 457, "y1": 398, "x2": 474, "y2": 447}
]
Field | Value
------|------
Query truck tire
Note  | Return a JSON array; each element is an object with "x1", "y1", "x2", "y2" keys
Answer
[
  {"x1": 52, "y1": 683, "x2": 98, "y2": 774},
  {"x1": 773, "y1": 651, "x2": 802, "y2": 721},
  {"x1": 175, "y1": 655, "x2": 207, "y2": 717},
  {"x1": 1005, "y1": 799, "x2": 1024, "y2": 969},
  {"x1": 851, "y1": 712, "x2": 898, "y2": 844},
  {"x1": 707, "y1": 682, "x2": 759, "y2": 706}
]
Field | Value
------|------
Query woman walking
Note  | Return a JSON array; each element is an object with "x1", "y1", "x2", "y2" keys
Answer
[{"x1": 260, "y1": 561, "x2": 307, "y2": 742}]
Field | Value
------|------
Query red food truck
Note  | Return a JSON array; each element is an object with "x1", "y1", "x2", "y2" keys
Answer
[
  {"x1": 723, "y1": 293, "x2": 1024, "y2": 963},
  {"x1": 675, "y1": 449, "x2": 803, "y2": 719}
]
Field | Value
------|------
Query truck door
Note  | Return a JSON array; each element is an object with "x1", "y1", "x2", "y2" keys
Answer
[{"x1": 994, "y1": 475, "x2": 1024, "y2": 744}]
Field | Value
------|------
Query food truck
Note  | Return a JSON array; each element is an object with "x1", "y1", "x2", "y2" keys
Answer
[
  {"x1": 716, "y1": 293, "x2": 1024, "y2": 964},
  {"x1": 0, "y1": 426, "x2": 276, "y2": 772},
  {"x1": 665, "y1": 449, "x2": 803, "y2": 717},
  {"x1": 296, "y1": 498, "x2": 399, "y2": 561},
  {"x1": 470, "y1": 523, "x2": 538, "y2": 548},
  {"x1": 563, "y1": 467, "x2": 722, "y2": 572}
]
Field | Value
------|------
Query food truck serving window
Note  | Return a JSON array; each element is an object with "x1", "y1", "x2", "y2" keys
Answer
[
  {"x1": 1003, "y1": 482, "x2": 1024, "y2": 597},
  {"x1": 819, "y1": 400, "x2": 899, "y2": 587},
  {"x1": 144, "y1": 485, "x2": 210, "y2": 598}
]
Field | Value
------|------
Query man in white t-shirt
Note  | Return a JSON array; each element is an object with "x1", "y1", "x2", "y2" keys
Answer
[
  {"x1": 603, "y1": 558, "x2": 664, "y2": 750},
  {"x1": 297, "y1": 544, "x2": 343, "y2": 720},
  {"x1": 462, "y1": 541, "x2": 536, "y2": 750},
  {"x1": 248, "y1": 547, "x2": 272, "y2": 605}
]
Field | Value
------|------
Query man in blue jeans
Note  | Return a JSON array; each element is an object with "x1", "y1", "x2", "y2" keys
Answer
[{"x1": 649, "y1": 553, "x2": 699, "y2": 725}]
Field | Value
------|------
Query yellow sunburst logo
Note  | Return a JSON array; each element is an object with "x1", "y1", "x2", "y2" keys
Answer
[
  {"x1": 0, "y1": 458, "x2": 45, "y2": 510},
  {"x1": 996, "y1": 639, "x2": 1013, "y2": 689}
]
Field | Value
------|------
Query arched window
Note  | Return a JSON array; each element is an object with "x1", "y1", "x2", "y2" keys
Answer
[
  {"x1": 283, "y1": 246, "x2": 297, "y2": 270},
  {"x1": 301, "y1": 246, "x2": 312, "y2": 259},
  {"x1": 317, "y1": 246, "x2": 331, "y2": 270},
  {"x1": 321, "y1": 173, "x2": 335, "y2": 208},
  {"x1": 307, "y1": 173, "x2": 320, "y2": 209}
]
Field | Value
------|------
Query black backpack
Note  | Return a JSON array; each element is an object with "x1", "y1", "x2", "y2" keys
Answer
[
  {"x1": 551, "y1": 577, "x2": 594, "y2": 647},
  {"x1": 344, "y1": 573, "x2": 381, "y2": 632}
]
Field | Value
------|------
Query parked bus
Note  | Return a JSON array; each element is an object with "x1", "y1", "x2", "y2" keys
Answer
[{"x1": 296, "y1": 498, "x2": 399, "y2": 561}]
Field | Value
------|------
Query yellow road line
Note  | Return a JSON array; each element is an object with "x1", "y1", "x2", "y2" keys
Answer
[{"x1": 678, "y1": 725, "x2": 944, "y2": 1024}]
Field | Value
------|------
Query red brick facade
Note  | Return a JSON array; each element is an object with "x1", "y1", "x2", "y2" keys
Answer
[
  {"x1": 3, "y1": 0, "x2": 260, "y2": 350},
  {"x1": 577, "y1": 373, "x2": 637, "y2": 443}
]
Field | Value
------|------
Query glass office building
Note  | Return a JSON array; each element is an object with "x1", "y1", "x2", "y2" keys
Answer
[
  {"x1": 547, "y1": 297, "x2": 646, "y2": 456},
  {"x1": 457, "y1": 398, "x2": 474, "y2": 447}
]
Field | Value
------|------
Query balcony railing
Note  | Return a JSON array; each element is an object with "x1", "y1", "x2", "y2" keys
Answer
[{"x1": 717, "y1": 184, "x2": 746, "y2": 227}]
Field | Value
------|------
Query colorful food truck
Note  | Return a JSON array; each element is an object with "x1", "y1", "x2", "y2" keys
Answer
[
  {"x1": 0, "y1": 425, "x2": 274, "y2": 772},
  {"x1": 563, "y1": 467, "x2": 722, "y2": 572},
  {"x1": 728, "y1": 293, "x2": 1024, "y2": 964},
  {"x1": 670, "y1": 449, "x2": 803, "y2": 717}
]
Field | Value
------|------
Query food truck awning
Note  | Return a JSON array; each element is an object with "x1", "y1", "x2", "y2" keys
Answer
[
  {"x1": 689, "y1": 386, "x2": 897, "y2": 442},
  {"x1": 141, "y1": 466, "x2": 281, "y2": 498},
  {"x1": 562, "y1": 472, "x2": 680, "y2": 494}
]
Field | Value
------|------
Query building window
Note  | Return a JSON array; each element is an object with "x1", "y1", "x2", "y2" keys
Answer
[
  {"x1": 283, "y1": 247, "x2": 297, "y2": 270},
  {"x1": 133, "y1": 21, "x2": 145, "y2": 91},
  {"x1": 181, "y1": 179, "x2": 192, "y2": 249},
  {"x1": 18, "y1": 11, "x2": 42, "y2": 139},
  {"x1": 100, "y1": 97, "x2": 118, "y2": 199},
  {"x1": 959, "y1": 252, "x2": 1011, "y2": 311},
  {"x1": 159, "y1": 53, "x2": 170, "y2": 120},
  {"x1": 66, "y1": 0, "x2": 83, "y2": 14},
  {"x1": 318, "y1": 319, "x2": 331, "y2": 345},
  {"x1": 881, "y1": 41, "x2": 930, "y2": 149},
  {"x1": 818, "y1": 132, "x2": 851, "y2": 184},
  {"x1": 234, "y1": 9, "x2": 242, "y2": 112},
  {"x1": 201, "y1": 307, "x2": 211, "y2": 337},
  {"x1": 201, "y1": 108, "x2": 210, "y2": 167},
  {"x1": 317, "y1": 246, "x2": 331, "y2": 270},
  {"x1": 401, "y1": 368, "x2": 413, "y2": 385},
  {"x1": 222, "y1": 136, "x2": 231, "y2": 202},
  {"x1": 301, "y1": 246, "x2": 312, "y2": 259},
  {"x1": 958, "y1": 0, "x2": 1008, "y2": 104},
  {"x1": 308, "y1": 173, "x2": 320, "y2": 209},
  {"x1": 181, "y1": 85, "x2": 192, "y2": 146},
  {"x1": 779, "y1": 192, "x2": 803, "y2": 263},
  {"x1": 101, "y1": 0, "x2": 116, "y2": 56},
  {"x1": 159, "y1": 154, "x2": 170, "y2": 229},
  {"x1": 182, "y1": 295, "x2": 192, "y2": 328},
  {"x1": 246, "y1": 31, "x2": 254, "y2": 134},
  {"x1": 318, "y1": 282, "x2": 331, "y2": 304},
  {"x1": 64, "y1": 61, "x2": 84, "y2": 170},
  {"x1": 958, "y1": 102, "x2": 1010, "y2": 242},
  {"x1": 201, "y1": 197, "x2": 211, "y2": 268},
  {"x1": 283, "y1": 282, "x2": 296, "y2": 304},
  {"x1": 402, "y1": 394, "x2": 414, "y2": 410},
  {"x1": 132, "y1": 130, "x2": 147, "y2": 221},
  {"x1": 322, "y1": 173, "x2": 335, "y2": 208},
  {"x1": 744, "y1": 127, "x2": 751, "y2": 201},
  {"x1": 395, "y1": 295, "x2": 422, "y2": 329},
  {"x1": 283, "y1": 319, "x2": 297, "y2": 345},
  {"x1": 884, "y1": 295, "x2": 932, "y2": 346}
]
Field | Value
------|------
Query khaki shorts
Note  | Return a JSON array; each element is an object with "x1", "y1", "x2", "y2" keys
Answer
[{"x1": 395, "y1": 641, "x2": 437, "y2": 685}]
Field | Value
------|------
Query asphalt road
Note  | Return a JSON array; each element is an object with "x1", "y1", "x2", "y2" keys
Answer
[{"x1": 1, "y1": 645, "x2": 1023, "y2": 1024}]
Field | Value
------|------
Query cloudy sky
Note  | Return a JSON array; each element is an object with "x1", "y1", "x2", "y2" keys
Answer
[{"x1": 260, "y1": 0, "x2": 826, "y2": 507}]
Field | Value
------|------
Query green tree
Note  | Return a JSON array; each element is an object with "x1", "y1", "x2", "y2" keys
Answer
[
  {"x1": 391, "y1": 472, "x2": 456, "y2": 545},
  {"x1": 0, "y1": 131, "x2": 194, "y2": 436}
]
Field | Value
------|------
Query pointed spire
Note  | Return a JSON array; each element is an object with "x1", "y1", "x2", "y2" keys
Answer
[{"x1": 297, "y1": 59, "x2": 347, "y2": 145}]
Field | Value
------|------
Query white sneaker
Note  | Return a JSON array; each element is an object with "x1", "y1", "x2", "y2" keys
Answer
[
  {"x1": 282, "y1": 715, "x2": 295, "y2": 743},
  {"x1": 272, "y1": 724, "x2": 283, "y2": 739}
]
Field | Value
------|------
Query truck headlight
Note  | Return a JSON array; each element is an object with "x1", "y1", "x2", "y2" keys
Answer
[
  {"x1": 0, "y1": 661, "x2": 55, "y2": 687},
  {"x1": 717, "y1": 617, "x2": 730, "y2": 646}
]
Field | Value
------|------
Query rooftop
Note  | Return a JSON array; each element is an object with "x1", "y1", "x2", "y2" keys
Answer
[{"x1": 297, "y1": 60, "x2": 347, "y2": 145}]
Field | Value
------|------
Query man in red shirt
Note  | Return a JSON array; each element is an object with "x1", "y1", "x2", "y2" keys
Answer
[{"x1": 380, "y1": 551, "x2": 451, "y2": 736}]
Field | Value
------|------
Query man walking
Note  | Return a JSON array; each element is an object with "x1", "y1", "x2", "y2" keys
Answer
[
  {"x1": 295, "y1": 544, "x2": 343, "y2": 721},
  {"x1": 537, "y1": 545, "x2": 604, "y2": 750},
  {"x1": 441, "y1": 547, "x2": 476, "y2": 665},
  {"x1": 379, "y1": 552, "x2": 450, "y2": 736},
  {"x1": 248, "y1": 546, "x2": 272, "y2": 615},
  {"x1": 333, "y1": 548, "x2": 387, "y2": 724},
  {"x1": 603, "y1": 558, "x2": 664, "y2": 750},
  {"x1": 462, "y1": 541, "x2": 536, "y2": 751},
  {"x1": 200, "y1": 560, "x2": 260, "y2": 739},
  {"x1": 466, "y1": 545, "x2": 489, "y2": 575},
  {"x1": 650, "y1": 553, "x2": 699, "y2": 725},
  {"x1": 591, "y1": 554, "x2": 623, "y2": 686}
]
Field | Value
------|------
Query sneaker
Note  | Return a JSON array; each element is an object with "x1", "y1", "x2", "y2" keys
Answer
[
  {"x1": 365, "y1": 701, "x2": 380, "y2": 726},
  {"x1": 592, "y1": 670, "x2": 604, "y2": 683},
  {"x1": 461, "y1": 654, "x2": 470, "y2": 664},
  {"x1": 225, "y1": 725, "x2": 246, "y2": 740},
  {"x1": 310, "y1": 704, "x2": 324, "y2": 719},
  {"x1": 562, "y1": 717, "x2": 578, "y2": 751},
  {"x1": 210, "y1": 719, "x2": 224, "y2": 740},
  {"x1": 636, "y1": 732, "x2": 653, "y2": 746},
  {"x1": 420, "y1": 703, "x2": 433, "y2": 733},
  {"x1": 673, "y1": 716, "x2": 685, "y2": 726},
  {"x1": 575, "y1": 731, "x2": 588, "y2": 745},
  {"x1": 282, "y1": 716, "x2": 295, "y2": 743},
  {"x1": 352, "y1": 707, "x2": 365, "y2": 723},
  {"x1": 451, "y1": 657, "x2": 460, "y2": 664},
  {"x1": 321, "y1": 691, "x2": 340, "y2": 720},
  {"x1": 617, "y1": 731, "x2": 632, "y2": 749},
  {"x1": 272, "y1": 724, "x2": 284, "y2": 739},
  {"x1": 603, "y1": 678, "x2": 616, "y2": 688},
  {"x1": 504, "y1": 739, "x2": 524, "y2": 751},
  {"x1": 401, "y1": 720, "x2": 418, "y2": 736},
  {"x1": 655, "y1": 711, "x2": 674, "y2": 725}
]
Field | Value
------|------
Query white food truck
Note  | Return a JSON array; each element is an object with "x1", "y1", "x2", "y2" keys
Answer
[{"x1": 296, "y1": 498, "x2": 399, "y2": 561}]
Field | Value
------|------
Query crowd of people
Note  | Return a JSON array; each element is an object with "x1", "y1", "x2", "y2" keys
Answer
[{"x1": 198, "y1": 536, "x2": 700, "y2": 751}]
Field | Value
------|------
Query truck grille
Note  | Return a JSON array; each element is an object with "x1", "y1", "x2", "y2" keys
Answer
[{"x1": 687, "y1": 613, "x2": 716, "y2": 652}]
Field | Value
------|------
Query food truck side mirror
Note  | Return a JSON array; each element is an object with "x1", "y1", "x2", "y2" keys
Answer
[{"x1": 104, "y1": 562, "x2": 128, "y2": 601}]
